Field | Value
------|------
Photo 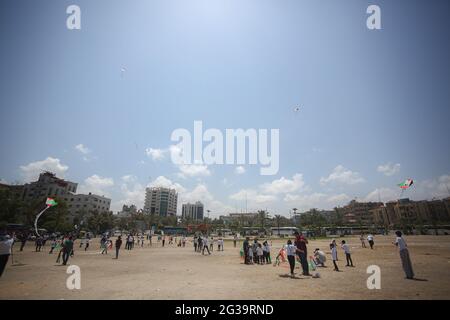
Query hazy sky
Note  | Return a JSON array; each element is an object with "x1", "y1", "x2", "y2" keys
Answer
[{"x1": 1, "y1": 0, "x2": 449, "y2": 216}]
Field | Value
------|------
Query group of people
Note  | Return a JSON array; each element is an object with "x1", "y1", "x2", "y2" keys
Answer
[
  {"x1": 193, "y1": 235, "x2": 225, "y2": 255},
  {"x1": 242, "y1": 238, "x2": 272, "y2": 265}
]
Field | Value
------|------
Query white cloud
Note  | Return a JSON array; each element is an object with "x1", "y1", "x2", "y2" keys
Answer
[
  {"x1": 75, "y1": 144, "x2": 90, "y2": 155},
  {"x1": 283, "y1": 193, "x2": 327, "y2": 211},
  {"x1": 113, "y1": 176, "x2": 146, "y2": 212},
  {"x1": 416, "y1": 174, "x2": 450, "y2": 200},
  {"x1": 20, "y1": 157, "x2": 69, "y2": 182},
  {"x1": 230, "y1": 189, "x2": 277, "y2": 205},
  {"x1": 327, "y1": 193, "x2": 351, "y2": 204},
  {"x1": 235, "y1": 166, "x2": 246, "y2": 175},
  {"x1": 78, "y1": 175, "x2": 114, "y2": 196},
  {"x1": 148, "y1": 176, "x2": 186, "y2": 193},
  {"x1": 178, "y1": 164, "x2": 211, "y2": 178},
  {"x1": 320, "y1": 165, "x2": 365, "y2": 186},
  {"x1": 364, "y1": 187, "x2": 399, "y2": 203},
  {"x1": 182, "y1": 184, "x2": 233, "y2": 216},
  {"x1": 377, "y1": 163, "x2": 401, "y2": 176},
  {"x1": 145, "y1": 148, "x2": 165, "y2": 161},
  {"x1": 260, "y1": 173, "x2": 306, "y2": 194}
]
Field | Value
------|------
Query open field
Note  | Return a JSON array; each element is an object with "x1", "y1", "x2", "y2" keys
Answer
[{"x1": 1, "y1": 235, "x2": 450, "y2": 300}]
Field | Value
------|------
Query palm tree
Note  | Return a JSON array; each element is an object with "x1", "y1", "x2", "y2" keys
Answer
[
  {"x1": 258, "y1": 210, "x2": 268, "y2": 231},
  {"x1": 274, "y1": 214, "x2": 282, "y2": 237}
]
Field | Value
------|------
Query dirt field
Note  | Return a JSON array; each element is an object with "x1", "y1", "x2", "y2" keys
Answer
[{"x1": 1, "y1": 235, "x2": 449, "y2": 300}]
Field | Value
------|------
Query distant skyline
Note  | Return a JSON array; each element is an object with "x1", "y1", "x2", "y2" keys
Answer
[{"x1": 1, "y1": 0, "x2": 450, "y2": 217}]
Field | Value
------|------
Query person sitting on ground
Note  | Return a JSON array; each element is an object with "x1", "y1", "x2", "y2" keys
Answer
[{"x1": 313, "y1": 248, "x2": 326, "y2": 267}]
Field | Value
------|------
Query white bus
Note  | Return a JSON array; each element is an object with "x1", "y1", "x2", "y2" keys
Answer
[{"x1": 271, "y1": 227, "x2": 299, "y2": 236}]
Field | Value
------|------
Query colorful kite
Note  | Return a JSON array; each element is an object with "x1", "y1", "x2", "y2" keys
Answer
[
  {"x1": 398, "y1": 179, "x2": 414, "y2": 189},
  {"x1": 34, "y1": 198, "x2": 58, "y2": 236}
]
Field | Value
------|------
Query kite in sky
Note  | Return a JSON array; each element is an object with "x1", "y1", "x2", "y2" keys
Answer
[{"x1": 398, "y1": 179, "x2": 414, "y2": 189}]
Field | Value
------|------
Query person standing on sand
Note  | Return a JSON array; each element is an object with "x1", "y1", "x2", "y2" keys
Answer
[
  {"x1": 394, "y1": 231, "x2": 414, "y2": 279},
  {"x1": 18, "y1": 232, "x2": 27, "y2": 252},
  {"x1": 243, "y1": 237, "x2": 250, "y2": 264},
  {"x1": 162, "y1": 235, "x2": 166, "y2": 247},
  {"x1": 202, "y1": 236, "x2": 211, "y2": 255},
  {"x1": 198, "y1": 235, "x2": 203, "y2": 252},
  {"x1": 233, "y1": 235, "x2": 237, "y2": 248},
  {"x1": 367, "y1": 234, "x2": 375, "y2": 249},
  {"x1": 360, "y1": 234, "x2": 367, "y2": 248},
  {"x1": 285, "y1": 240, "x2": 297, "y2": 277},
  {"x1": 85, "y1": 236, "x2": 90, "y2": 251},
  {"x1": 61, "y1": 236, "x2": 74, "y2": 266},
  {"x1": 115, "y1": 236, "x2": 123, "y2": 259},
  {"x1": 0, "y1": 232, "x2": 14, "y2": 277},
  {"x1": 294, "y1": 232, "x2": 310, "y2": 276},
  {"x1": 331, "y1": 242, "x2": 339, "y2": 271},
  {"x1": 341, "y1": 240, "x2": 354, "y2": 267}
]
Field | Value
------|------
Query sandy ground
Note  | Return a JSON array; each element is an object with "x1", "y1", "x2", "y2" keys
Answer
[{"x1": 0, "y1": 235, "x2": 449, "y2": 300}]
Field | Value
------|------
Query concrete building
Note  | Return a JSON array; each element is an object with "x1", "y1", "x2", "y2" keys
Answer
[
  {"x1": 22, "y1": 172, "x2": 78, "y2": 201},
  {"x1": 144, "y1": 187, "x2": 178, "y2": 217},
  {"x1": 336, "y1": 200, "x2": 383, "y2": 225},
  {"x1": 117, "y1": 204, "x2": 138, "y2": 218},
  {"x1": 182, "y1": 201, "x2": 204, "y2": 221},
  {"x1": 0, "y1": 183, "x2": 24, "y2": 200},
  {"x1": 62, "y1": 192, "x2": 111, "y2": 217}
]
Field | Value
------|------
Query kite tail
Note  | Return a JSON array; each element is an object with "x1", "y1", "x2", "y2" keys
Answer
[{"x1": 34, "y1": 206, "x2": 50, "y2": 237}]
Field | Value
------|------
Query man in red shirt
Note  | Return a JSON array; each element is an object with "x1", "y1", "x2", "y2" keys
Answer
[{"x1": 294, "y1": 231, "x2": 310, "y2": 276}]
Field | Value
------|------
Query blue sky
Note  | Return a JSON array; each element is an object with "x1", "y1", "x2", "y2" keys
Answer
[{"x1": 1, "y1": 0, "x2": 450, "y2": 216}]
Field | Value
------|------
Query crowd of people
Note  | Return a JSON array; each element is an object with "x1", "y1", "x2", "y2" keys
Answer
[
  {"x1": 0, "y1": 227, "x2": 416, "y2": 281},
  {"x1": 193, "y1": 235, "x2": 225, "y2": 255}
]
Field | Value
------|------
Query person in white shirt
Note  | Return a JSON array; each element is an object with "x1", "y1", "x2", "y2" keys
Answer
[
  {"x1": 217, "y1": 238, "x2": 224, "y2": 251},
  {"x1": 263, "y1": 241, "x2": 271, "y2": 264},
  {"x1": 202, "y1": 237, "x2": 211, "y2": 255},
  {"x1": 256, "y1": 244, "x2": 264, "y2": 264},
  {"x1": 341, "y1": 240, "x2": 354, "y2": 267},
  {"x1": 0, "y1": 233, "x2": 14, "y2": 277},
  {"x1": 248, "y1": 245, "x2": 254, "y2": 264},
  {"x1": 394, "y1": 231, "x2": 414, "y2": 279},
  {"x1": 360, "y1": 234, "x2": 367, "y2": 248},
  {"x1": 285, "y1": 240, "x2": 298, "y2": 277},
  {"x1": 330, "y1": 243, "x2": 339, "y2": 271},
  {"x1": 367, "y1": 234, "x2": 374, "y2": 249}
]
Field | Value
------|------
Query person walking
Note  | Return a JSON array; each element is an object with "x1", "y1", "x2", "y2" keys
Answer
[
  {"x1": 115, "y1": 236, "x2": 123, "y2": 259},
  {"x1": 202, "y1": 236, "x2": 211, "y2": 255},
  {"x1": 394, "y1": 231, "x2": 414, "y2": 279},
  {"x1": 61, "y1": 236, "x2": 74, "y2": 266},
  {"x1": 367, "y1": 234, "x2": 375, "y2": 249}
]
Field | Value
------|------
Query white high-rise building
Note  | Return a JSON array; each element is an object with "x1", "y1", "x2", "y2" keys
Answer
[
  {"x1": 182, "y1": 202, "x2": 204, "y2": 221},
  {"x1": 144, "y1": 187, "x2": 178, "y2": 216}
]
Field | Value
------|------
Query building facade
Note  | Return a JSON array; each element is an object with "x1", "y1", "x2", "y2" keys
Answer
[
  {"x1": 182, "y1": 201, "x2": 204, "y2": 221},
  {"x1": 62, "y1": 192, "x2": 111, "y2": 217},
  {"x1": 336, "y1": 200, "x2": 383, "y2": 225},
  {"x1": 144, "y1": 187, "x2": 178, "y2": 216},
  {"x1": 22, "y1": 172, "x2": 78, "y2": 201}
]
